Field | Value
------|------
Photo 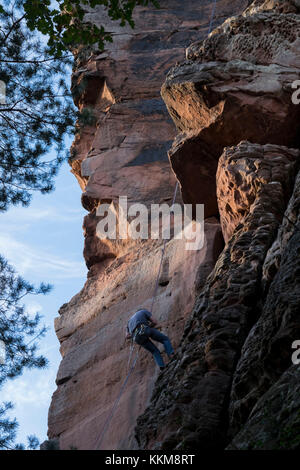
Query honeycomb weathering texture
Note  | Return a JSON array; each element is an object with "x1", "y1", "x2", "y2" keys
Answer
[{"x1": 46, "y1": 0, "x2": 300, "y2": 450}]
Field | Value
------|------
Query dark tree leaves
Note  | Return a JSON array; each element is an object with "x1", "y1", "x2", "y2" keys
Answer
[
  {"x1": 0, "y1": 255, "x2": 51, "y2": 387},
  {"x1": 0, "y1": 255, "x2": 51, "y2": 449},
  {"x1": 0, "y1": 1, "x2": 159, "y2": 212},
  {"x1": 0, "y1": 2, "x2": 77, "y2": 212},
  {"x1": 0, "y1": 0, "x2": 159, "y2": 450},
  {"x1": 21, "y1": 1, "x2": 160, "y2": 56}
]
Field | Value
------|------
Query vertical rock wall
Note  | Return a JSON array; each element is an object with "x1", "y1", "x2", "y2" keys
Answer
[
  {"x1": 136, "y1": 0, "x2": 300, "y2": 450},
  {"x1": 47, "y1": 0, "x2": 299, "y2": 451},
  {"x1": 47, "y1": 0, "x2": 249, "y2": 450}
]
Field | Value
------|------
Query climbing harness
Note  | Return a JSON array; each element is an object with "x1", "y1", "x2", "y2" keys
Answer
[
  {"x1": 132, "y1": 323, "x2": 147, "y2": 343},
  {"x1": 96, "y1": 0, "x2": 218, "y2": 449}
]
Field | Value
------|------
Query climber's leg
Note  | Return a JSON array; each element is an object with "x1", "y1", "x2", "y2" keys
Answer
[
  {"x1": 148, "y1": 327, "x2": 174, "y2": 358},
  {"x1": 135, "y1": 336, "x2": 165, "y2": 368}
]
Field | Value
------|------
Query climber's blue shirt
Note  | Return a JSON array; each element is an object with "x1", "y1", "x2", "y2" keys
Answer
[{"x1": 127, "y1": 309, "x2": 152, "y2": 335}]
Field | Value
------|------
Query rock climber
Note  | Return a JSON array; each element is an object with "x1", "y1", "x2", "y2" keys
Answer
[{"x1": 126, "y1": 308, "x2": 175, "y2": 371}]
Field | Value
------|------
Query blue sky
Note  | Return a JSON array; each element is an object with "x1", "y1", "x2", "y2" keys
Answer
[{"x1": 0, "y1": 149, "x2": 87, "y2": 447}]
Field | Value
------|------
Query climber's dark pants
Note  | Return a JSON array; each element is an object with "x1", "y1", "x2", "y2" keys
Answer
[{"x1": 134, "y1": 326, "x2": 174, "y2": 368}]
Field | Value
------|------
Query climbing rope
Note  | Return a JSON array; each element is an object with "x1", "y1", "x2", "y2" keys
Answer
[
  {"x1": 96, "y1": 0, "x2": 218, "y2": 449},
  {"x1": 150, "y1": 180, "x2": 179, "y2": 314},
  {"x1": 127, "y1": 340, "x2": 135, "y2": 370},
  {"x1": 97, "y1": 347, "x2": 139, "y2": 449},
  {"x1": 149, "y1": 0, "x2": 217, "y2": 314}
]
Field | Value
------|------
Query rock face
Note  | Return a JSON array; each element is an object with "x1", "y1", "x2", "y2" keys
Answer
[
  {"x1": 227, "y1": 365, "x2": 300, "y2": 450},
  {"x1": 161, "y1": 0, "x2": 300, "y2": 217},
  {"x1": 228, "y1": 166, "x2": 300, "y2": 445},
  {"x1": 47, "y1": 0, "x2": 248, "y2": 450},
  {"x1": 48, "y1": 0, "x2": 300, "y2": 451},
  {"x1": 216, "y1": 142, "x2": 298, "y2": 242},
  {"x1": 136, "y1": 142, "x2": 299, "y2": 450},
  {"x1": 135, "y1": 0, "x2": 300, "y2": 450}
]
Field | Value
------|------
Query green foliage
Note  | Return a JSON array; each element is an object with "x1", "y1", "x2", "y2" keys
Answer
[
  {"x1": 0, "y1": 255, "x2": 51, "y2": 449},
  {"x1": 0, "y1": 402, "x2": 18, "y2": 449},
  {"x1": 22, "y1": 0, "x2": 160, "y2": 56},
  {"x1": 0, "y1": 402, "x2": 40, "y2": 449},
  {"x1": 0, "y1": 1, "x2": 77, "y2": 212},
  {"x1": 0, "y1": 1, "x2": 160, "y2": 212},
  {"x1": 0, "y1": 0, "x2": 160, "y2": 450},
  {"x1": 0, "y1": 255, "x2": 51, "y2": 386}
]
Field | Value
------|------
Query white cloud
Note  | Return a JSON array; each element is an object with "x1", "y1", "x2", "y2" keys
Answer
[
  {"x1": 24, "y1": 301, "x2": 43, "y2": 319},
  {"x1": 0, "y1": 204, "x2": 83, "y2": 223},
  {"x1": 0, "y1": 233, "x2": 86, "y2": 280},
  {"x1": 1, "y1": 372, "x2": 56, "y2": 408}
]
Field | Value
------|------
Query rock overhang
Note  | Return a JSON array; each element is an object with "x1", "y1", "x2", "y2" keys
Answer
[{"x1": 161, "y1": 4, "x2": 300, "y2": 218}]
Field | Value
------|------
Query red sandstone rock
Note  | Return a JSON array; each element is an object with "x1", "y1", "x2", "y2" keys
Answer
[
  {"x1": 227, "y1": 167, "x2": 300, "y2": 442},
  {"x1": 227, "y1": 365, "x2": 300, "y2": 450},
  {"x1": 49, "y1": 220, "x2": 223, "y2": 450},
  {"x1": 135, "y1": 142, "x2": 299, "y2": 450},
  {"x1": 161, "y1": 0, "x2": 300, "y2": 216},
  {"x1": 216, "y1": 141, "x2": 298, "y2": 242},
  {"x1": 47, "y1": 0, "x2": 300, "y2": 452},
  {"x1": 47, "y1": 0, "x2": 249, "y2": 450}
]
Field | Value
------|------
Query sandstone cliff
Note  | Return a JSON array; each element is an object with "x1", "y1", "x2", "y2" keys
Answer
[{"x1": 47, "y1": 0, "x2": 300, "y2": 450}]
